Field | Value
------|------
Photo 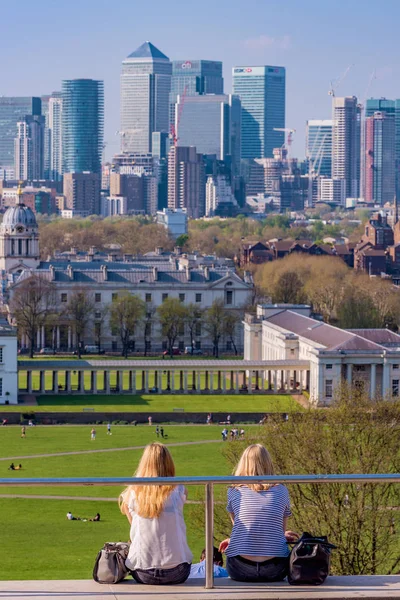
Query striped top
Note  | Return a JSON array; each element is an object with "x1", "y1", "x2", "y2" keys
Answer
[{"x1": 225, "y1": 484, "x2": 292, "y2": 558}]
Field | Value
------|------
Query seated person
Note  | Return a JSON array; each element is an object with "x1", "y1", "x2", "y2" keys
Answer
[
  {"x1": 90, "y1": 512, "x2": 101, "y2": 521},
  {"x1": 14, "y1": 464, "x2": 23, "y2": 470},
  {"x1": 189, "y1": 547, "x2": 228, "y2": 579},
  {"x1": 8, "y1": 462, "x2": 15, "y2": 470},
  {"x1": 66, "y1": 511, "x2": 80, "y2": 521}
]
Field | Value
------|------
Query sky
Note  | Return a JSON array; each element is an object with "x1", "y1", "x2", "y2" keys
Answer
[{"x1": 2, "y1": 0, "x2": 400, "y2": 159}]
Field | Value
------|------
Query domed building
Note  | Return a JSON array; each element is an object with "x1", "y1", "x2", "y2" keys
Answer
[{"x1": 0, "y1": 186, "x2": 40, "y2": 273}]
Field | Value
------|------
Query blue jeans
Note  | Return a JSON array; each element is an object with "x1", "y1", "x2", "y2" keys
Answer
[
  {"x1": 130, "y1": 562, "x2": 191, "y2": 585},
  {"x1": 227, "y1": 555, "x2": 288, "y2": 583}
]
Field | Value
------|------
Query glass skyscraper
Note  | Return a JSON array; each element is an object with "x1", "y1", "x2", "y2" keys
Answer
[
  {"x1": 306, "y1": 120, "x2": 332, "y2": 177},
  {"x1": 0, "y1": 97, "x2": 41, "y2": 171},
  {"x1": 332, "y1": 96, "x2": 361, "y2": 199},
  {"x1": 170, "y1": 60, "x2": 223, "y2": 124},
  {"x1": 62, "y1": 79, "x2": 104, "y2": 174},
  {"x1": 365, "y1": 111, "x2": 395, "y2": 205},
  {"x1": 120, "y1": 41, "x2": 171, "y2": 154},
  {"x1": 232, "y1": 66, "x2": 285, "y2": 159}
]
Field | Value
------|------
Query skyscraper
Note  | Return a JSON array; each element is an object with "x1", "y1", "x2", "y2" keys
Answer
[
  {"x1": 306, "y1": 120, "x2": 332, "y2": 177},
  {"x1": 170, "y1": 60, "x2": 223, "y2": 123},
  {"x1": 62, "y1": 79, "x2": 104, "y2": 174},
  {"x1": 14, "y1": 115, "x2": 45, "y2": 181},
  {"x1": 48, "y1": 93, "x2": 63, "y2": 181},
  {"x1": 0, "y1": 97, "x2": 41, "y2": 171},
  {"x1": 232, "y1": 66, "x2": 285, "y2": 159},
  {"x1": 120, "y1": 41, "x2": 171, "y2": 154},
  {"x1": 332, "y1": 96, "x2": 361, "y2": 198},
  {"x1": 365, "y1": 111, "x2": 395, "y2": 205},
  {"x1": 168, "y1": 146, "x2": 205, "y2": 218},
  {"x1": 175, "y1": 94, "x2": 241, "y2": 177}
]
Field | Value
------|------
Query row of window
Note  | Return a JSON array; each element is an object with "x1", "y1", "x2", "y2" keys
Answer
[
  {"x1": 325, "y1": 364, "x2": 400, "y2": 371},
  {"x1": 325, "y1": 378, "x2": 400, "y2": 398},
  {"x1": 109, "y1": 323, "x2": 202, "y2": 337},
  {"x1": 60, "y1": 291, "x2": 234, "y2": 305},
  {"x1": 108, "y1": 340, "x2": 235, "y2": 352}
]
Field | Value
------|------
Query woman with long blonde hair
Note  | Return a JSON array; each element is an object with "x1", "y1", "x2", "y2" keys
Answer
[
  {"x1": 119, "y1": 443, "x2": 193, "y2": 585},
  {"x1": 219, "y1": 444, "x2": 298, "y2": 582}
]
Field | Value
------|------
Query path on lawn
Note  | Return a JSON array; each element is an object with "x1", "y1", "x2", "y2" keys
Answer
[
  {"x1": 0, "y1": 493, "x2": 209, "y2": 504},
  {"x1": 0, "y1": 438, "x2": 222, "y2": 462}
]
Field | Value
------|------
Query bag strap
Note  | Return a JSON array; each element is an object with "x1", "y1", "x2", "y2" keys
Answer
[{"x1": 290, "y1": 538, "x2": 337, "y2": 549}]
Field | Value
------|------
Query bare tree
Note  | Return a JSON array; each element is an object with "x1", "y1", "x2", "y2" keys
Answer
[
  {"x1": 157, "y1": 298, "x2": 186, "y2": 357},
  {"x1": 184, "y1": 303, "x2": 203, "y2": 355},
  {"x1": 109, "y1": 292, "x2": 145, "y2": 358},
  {"x1": 94, "y1": 305, "x2": 109, "y2": 353},
  {"x1": 63, "y1": 288, "x2": 95, "y2": 358},
  {"x1": 204, "y1": 299, "x2": 226, "y2": 358},
  {"x1": 9, "y1": 275, "x2": 55, "y2": 358},
  {"x1": 143, "y1": 304, "x2": 156, "y2": 357},
  {"x1": 223, "y1": 310, "x2": 240, "y2": 355}
]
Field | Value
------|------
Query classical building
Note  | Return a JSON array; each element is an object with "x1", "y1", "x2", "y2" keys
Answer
[
  {"x1": 244, "y1": 303, "x2": 400, "y2": 405},
  {"x1": 0, "y1": 316, "x2": 18, "y2": 404}
]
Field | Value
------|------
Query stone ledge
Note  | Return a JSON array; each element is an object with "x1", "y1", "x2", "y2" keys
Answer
[{"x1": 0, "y1": 576, "x2": 399, "y2": 599}]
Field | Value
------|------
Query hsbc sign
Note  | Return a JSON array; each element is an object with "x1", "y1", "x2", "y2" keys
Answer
[{"x1": 234, "y1": 68, "x2": 252, "y2": 73}]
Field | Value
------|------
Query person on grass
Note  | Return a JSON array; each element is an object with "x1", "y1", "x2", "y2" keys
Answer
[
  {"x1": 119, "y1": 443, "x2": 192, "y2": 585},
  {"x1": 219, "y1": 444, "x2": 299, "y2": 583},
  {"x1": 189, "y1": 547, "x2": 228, "y2": 579}
]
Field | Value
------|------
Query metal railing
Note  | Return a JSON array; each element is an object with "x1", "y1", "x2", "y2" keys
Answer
[{"x1": 1, "y1": 473, "x2": 399, "y2": 589}]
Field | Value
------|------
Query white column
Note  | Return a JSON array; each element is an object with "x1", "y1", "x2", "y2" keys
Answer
[
  {"x1": 27, "y1": 371, "x2": 32, "y2": 393},
  {"x1": 41, "y1": 326, "x2": 45, "y2": 349},
  {"x1": 370, "y1": 364, "x2": 376, "y2": 399},
  {"x1": 299, "y1": 370, "x2": 303, "y2": 394},
  {"x1": 131, "y1": 371, "x2": 136, "y2": 394},
  {"x1": 196, "y1": 372, "x2": 201, "y2": 392},
  {"x1": 286, "y1": 370, "x2": 290, "y2": 391},
  {"x1": 158, "y1": 371, "x2": 163, "y2": 393},
  {"x1": 118, "y1": 370, "x2": 124, "y2": 392},
  {"x1": 104, "y1": 371, "x2": 110, "y2": 394},
  {"x1": 144, "y1": 371, "x2": 149, "y2": 393},
  {"x1": 222, "y1": 372, "x2": 226, "y2": 393},
  {"x1": 183, "y1": 371, "x2": 188, "y2": 392},
  {"x1": 53, "y1": 371, "x2": 58, "y2": 394},
  {"x1": 171, "y1": 370, "x2": 175, "y2": 392},
  {"x1": 56, "y1": 326, "x2": 60, "y2": 349},
  {"x1": 67, "y1": 327, "x2": 72, "y2": 349},
  {"x1": 36, "y1": 329, "x2": 41, "y2": 349},
  {"x1": 274, "y1": 370, "x2": 278, "y2": 393},
  {"x1": 347, "y1": 363, "x2": 353, "y2": 386},
  {"x1": 382, "y1": 362, "x2": 390, "y2": 397},
  {"x1": 92, "y1": 371, "x2": 98, "y2": 394},
  {"x1": 210, "y1": 371, "x2": 214, "y2": 392},
  {"x1": 235, "y1": 371, "x2": 239, "y2": 394},
  {"x1": 318, "y1": 368, "x2": 324, "y2": 404}
]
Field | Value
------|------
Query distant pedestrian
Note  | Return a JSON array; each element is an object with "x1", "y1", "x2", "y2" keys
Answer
[
  {"x1": 160, "y1": 427, "x2": 164, "y2": 438},
  {"x1": 155, "y1": 426, "x2": 160, "y2": 437},
  {"x1": 240, "y1": 429, "x2": 245, "y2": 438},
  {"x1": 226, "y1": 414, "x2": 231, "y2": 425},
  {"x1": 107, "y1": 423, "x2": 112, "y2": 435},
  {"x1": 28, "y1": 419, "x2": 34, "y2": 426},
  {"x1": 148, "y1": 416, "x2": 153, "y2": 426},
  {"x1": 2, "y1": 418, "x2": 7, "y2": 426},
  {"x1": 206, "y1": 413, "x2": 212, "y2": 425},
  {"x1": 221, "y1": 428, "x2": 228, "y2": 441},
  {"x1": 90, "y1": 428, "x2": 96, "y2": 441},
  {"x1": 343, "y1": 493, "x2": 350, "y2": 508},
  {"x1": 21, "y1": 426, "x2": 26, "y2": 438}
]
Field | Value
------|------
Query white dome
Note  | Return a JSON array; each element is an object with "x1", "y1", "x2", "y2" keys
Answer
[{"x1": 1, "y1": 204, "x2": 37, "y2": 230}]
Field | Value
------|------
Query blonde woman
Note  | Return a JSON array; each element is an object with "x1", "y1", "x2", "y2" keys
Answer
[
  {"x1": 119, "y1": 443, "x2": 193, "y2": 585},
  {"x1": 219, "y1": 444, "x2": 298, "y2": 582}
]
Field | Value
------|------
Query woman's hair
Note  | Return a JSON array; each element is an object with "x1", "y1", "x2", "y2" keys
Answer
[
  {"x1": 233, "y1": 444, "x2": 274, "y2": 492},
  {"x1": 119, "y1": 443, "x2": 176, "y2": 519}
]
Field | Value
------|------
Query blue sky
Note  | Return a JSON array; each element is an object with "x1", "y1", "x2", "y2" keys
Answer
[{"x1": 2, "y1": 0, "x2": 400, "y2": 158}]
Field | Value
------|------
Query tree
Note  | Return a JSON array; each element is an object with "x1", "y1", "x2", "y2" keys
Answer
[
  {"x1": 221, "y1": 389, "x2": 400, "y2": 576},
  {"x1": 63, "y1": 288, "x2": 95, "y2": 358},
  {"x1": 184, "y1": 303, "x2": 203, "y2": 355},
  {"x1": 143, "y1": 303, "x2": 156, "y2": 357},
  {"x1": 109, "y1": 293, "x2": 145, "y2": 358},
  {"x1": 10, "y1": 276, "x2": 55, "y2": 358},
  {"x1": 157, "y1": 298, "x2": 186, "y2": 357},
  {"x1": 274, "y1": 271, "x2": 304, "y2": 304},
  {"x1": 93, "y1": 305, "x2": 109, "y2": 352},
  {"x1": 204, "y1": 299, "x2": 226, "y2": 358},
  {"x1": 223, "y1": 310, "x2": 240, "y2": 355},
  {"x1": 175, "y1": 234, "x2": 189, "y2": 248}
]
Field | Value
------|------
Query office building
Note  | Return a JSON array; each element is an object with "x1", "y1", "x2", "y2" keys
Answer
[
  {"x1": 111, "y1": 153, "x2": 158, "y2": 215},
  {"x1": 306, "y1": 120, "x2": 332, "y2": 177},
  {"x1": 120, "y1": 41, "x2": 171, "y2": 154},
  {"x1": 170, "y1": 60, "x2": 223, "y2": 123},
  {"x1": 48, "y1": 93, "x2": 63, "y2": 181},
  {"x1": 332, "y1": 96, "x2": 361, "y2": 199},
  {"x1": 232, "y1": 66, "x2": 285, "y2": 159},
  {"x1": 168, "y1": 145, "x2": 205, "y2": 218},
  {"x1": 0, "y1": 97, "x2": 41, "y2": 172},
  {"x1": 206, "y1": 174, "x2": 238, "y2": 217},
  {"x1": 176, "y1": 94, "x2": 241, "y2": 178},
  {"x1": 62, "y1": 79, "x2": 104, "y2": 174},
  {"x1": 109, "y1": 172, "x2": 144, "y2": 212},
  {"x1": 318, "y1": 177, "x2": 346, "y2": 205},
  {"x1": 63, "y1": 172, "x2": 101, "y2": 216},
  {"x1": 365, "y1": 112, "x2": 395, "y2": 205},
  {"x1": 14, "y1": 116, "x2": 45, "y2": 181},
  {"x1": 156, "y1": 207, "x2": 188, "y2": 238}
]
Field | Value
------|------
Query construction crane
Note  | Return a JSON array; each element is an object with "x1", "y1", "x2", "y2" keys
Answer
[
  {"x1": 328, "y1": 64, "x2": 354, "y2": 97},
  {"x1": 273, "y1": 127, "x2": 296, "y2": 150},
  {"x1": 170, "y1": 86, "x2": 188, "y2": 146}
]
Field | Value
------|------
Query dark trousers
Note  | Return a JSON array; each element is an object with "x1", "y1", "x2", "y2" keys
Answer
[
  {"x1": 130, "y1": 562, "x2": 191, "y2": 585},
  {"x1": 226, "y1": 555, "x2": 288, "y2": 583}
]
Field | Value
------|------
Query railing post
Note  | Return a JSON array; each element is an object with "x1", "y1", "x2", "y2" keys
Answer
[{"x1": 205, "y1": 482, "x2": 214, "y2": 589}]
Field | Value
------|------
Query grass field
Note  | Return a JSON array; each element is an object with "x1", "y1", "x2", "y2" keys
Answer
[
  {"x1": 2, "y1": 393, "x2": 301, "y2": 413},
  {"x1": 0, "y1": 424, "x2": 241, "y2": 579}
]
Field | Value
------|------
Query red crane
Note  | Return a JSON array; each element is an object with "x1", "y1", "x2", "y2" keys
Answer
[{"x1": 170, "y1": 86, "x2": 188, "y2": 146}]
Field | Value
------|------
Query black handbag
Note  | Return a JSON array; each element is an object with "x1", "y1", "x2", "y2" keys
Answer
[
  {"x1": 93, "y1": 542, "x2": 130, "y2": 584},
  {"x1": 288, "y1": 532, "x2": 336, "y2": 585}
]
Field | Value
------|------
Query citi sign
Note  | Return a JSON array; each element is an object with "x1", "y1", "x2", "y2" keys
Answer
[
  {"x1": 234, "y1": 68, "x2": 253, "y2": 73},
  {"x1": 181, "y1": 61, "x2": 192, "y2": 69}
]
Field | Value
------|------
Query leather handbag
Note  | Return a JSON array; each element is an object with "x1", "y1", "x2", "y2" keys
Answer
[
  {"x1": 93, "y1": 542, "x2": 131, "y2": 584},
  {"x1": 288, "y1": 532, "x2": 336, "y2": 585}
]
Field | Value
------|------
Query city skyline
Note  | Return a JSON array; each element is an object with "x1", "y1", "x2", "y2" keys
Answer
[{"x1": 2, "y1": 0, "x2": 400, "y2": 160}]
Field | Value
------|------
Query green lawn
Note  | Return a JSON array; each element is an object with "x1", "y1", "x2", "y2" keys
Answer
[{"x1": 4, "y1": 393, "x2": 300, "y2": 413}]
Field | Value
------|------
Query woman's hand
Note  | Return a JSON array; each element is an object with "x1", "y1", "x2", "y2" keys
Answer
[
  {"x1": 218, "y1": 538, "x2": 230, "y2": 553},
  {"x1": 285, "y1": 530, "x2": 300, "y2": 542}
]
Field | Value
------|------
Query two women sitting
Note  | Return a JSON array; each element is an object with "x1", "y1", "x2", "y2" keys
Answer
[{"x1": 119, "y1": 442, "x2": 298, "y2": 585}]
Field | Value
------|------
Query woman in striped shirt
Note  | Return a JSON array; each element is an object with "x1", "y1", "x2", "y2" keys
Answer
[{"x1": 219, "y1": 444, "x2": 298, "y2": 582}]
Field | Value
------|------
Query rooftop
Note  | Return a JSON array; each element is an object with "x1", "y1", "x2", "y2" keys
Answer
[{"x1": 127, "y1": 41, "x2": 169, "y2": 60}]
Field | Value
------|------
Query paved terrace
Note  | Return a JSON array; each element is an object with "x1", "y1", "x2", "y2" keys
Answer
[
  {"x1": 1, "y1": 576, "x2": 400, "y2": 599},
  {"x1": 18, "y1": 359, "x2": 311, "y2": 395}
]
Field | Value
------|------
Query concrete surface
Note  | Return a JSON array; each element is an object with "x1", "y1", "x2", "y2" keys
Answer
[{"x1": 0, "y1": 576, "x2": 399, "y2": 599}]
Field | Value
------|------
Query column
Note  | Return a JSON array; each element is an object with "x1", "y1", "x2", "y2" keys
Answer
[
  {"x1": 210, "y1": 371, "x2": 214, "y2": 392},
  {"x1": 41, "y1": 326, "x2": 45, "y2": 349},
  {"x1": 68, "y1": 327, "x2": 72, "y2": 349},
  {"x1": 299, "y1": 370, "x2": 303, "y2": 394},
  {"x1": 36, "y1": 329, "x2": 41, "y2": 349},
  {"x1": 27, "y1": 370, "x2": 32, "y2": 393},
  {"x1": 293, "y1": 370, "x2": 297, "y2": 392},
  {"x1": 131, "y1": 370, "x2": 136, "y2": 394},
  {"x1": 39, "y1": 371, "x2": 45, "y2": 393},
  {"x1": 196, "y1": 372, "x2": 201, "y2": 392},
  {"x1": 56, "y1": 326, "x2": 60, "y2": 349},
  {"x1": 382, "y1": 361, "x2": 390, "y2": 397},
  {"x1": 104, "y1": 371, "x2": 110, "y2": 394},
  {"x1": 347, "y1": 363, "x2": 353, "y2": 386},
  {"x1": 78, "y1": 371, "x2": 84, "y2": 393},
  {"x1": 183, "y1": 371, "x2": 188, "y2": 393},
  {"x1": 158, "y1": 371, "x2": 163, "y2": 394},
  {"x1": 91, "y1": 371, "x2": 97, "y2": 394},
  {"x1": 222, "y1": 372, "x2": 226, "y2": 393},
  {"x1": 144, "y1": 371, "x2": 149, "y2": 393},
  {"x1": 318, "y1": 368, "x2": 324, "y2": 403},
  {"x1": 205, "y1": 371, "x2": 209, "y2": 390},
  {"x1": 230, "y1": 371, "x2": 234, "y2": 391},
  {"x1": 65, "y1": 370, "x2": 71, "y2": 393},
  {"x1": 235, "y1": 371, "x2": 240, "y2": 394},
  {"x1": 274, "y1": 370, "x2": 278, "y2": 393},
  {"x1": 53, "y1": 371, "x2": 58, "y2": 394},
  {"x1": 370, "y1": 364, "x2": 376, "y2": 399},
  {"x1": 171, "y1": 370, "x2": 175, "y2": 392},
  {"x1": 180, "y1": 371, "x2": 183, "y2": 391},
  {"x1": 115, "y1": 371, "x2": 120, "y2": 392}
]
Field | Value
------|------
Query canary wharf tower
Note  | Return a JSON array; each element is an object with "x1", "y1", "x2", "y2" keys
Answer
[{"x1": 120, "y1": 42, "x2": 172, "y2": 154}]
